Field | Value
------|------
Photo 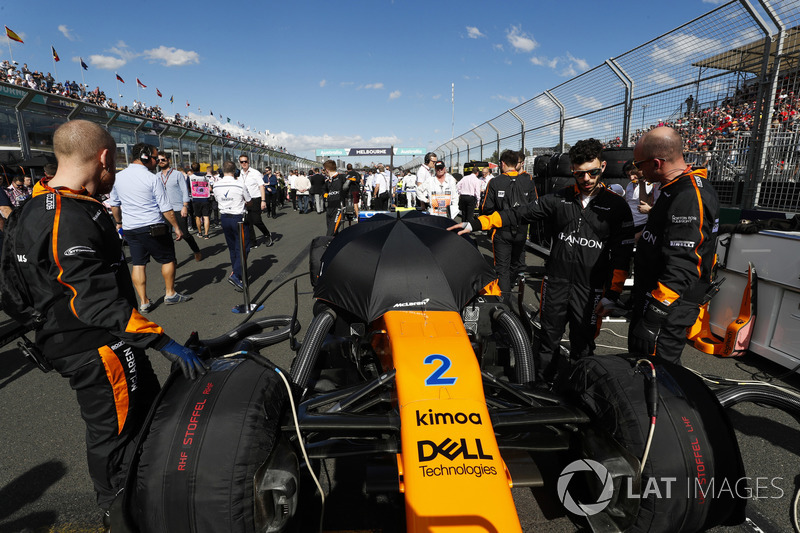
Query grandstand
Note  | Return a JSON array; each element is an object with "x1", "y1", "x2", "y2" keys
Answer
[{"x1": 0, "y1": 60, "x2": 314, "y2": 179}]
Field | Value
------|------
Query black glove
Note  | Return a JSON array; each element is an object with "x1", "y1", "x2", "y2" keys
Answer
[
  {"x1": 160, "y1": 339, "x2": 208, "y2": 380},
  {"x1": 629, "y1": 295, "x2": 672, "y2": 357}
]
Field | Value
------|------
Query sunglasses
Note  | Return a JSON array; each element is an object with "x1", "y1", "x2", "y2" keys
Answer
[
  {"x1": 632, "y1": 158, "x2": 665, "y2": 170},
  {"x1": 239, "y1": 161, "x2": 249, "y2": 164},
  {"x1": 572, "y1": 168, "x2": 603, "y2": 178},
  {"x1": 157, "y1": 158, "x2": 168, "y2": 162}
]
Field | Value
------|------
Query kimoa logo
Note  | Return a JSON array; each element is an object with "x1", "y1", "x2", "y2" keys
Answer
[
  {"x1": 393, "y1": 298, "x2": 430, "y2": 308},
  {"x1": 416, "y1": 409, "x2": 482, "y2": 426}
]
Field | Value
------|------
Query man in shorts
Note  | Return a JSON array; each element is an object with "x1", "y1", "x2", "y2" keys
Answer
[{"x1": 108, "y1": 143, "x2": 192, "y2": 313}]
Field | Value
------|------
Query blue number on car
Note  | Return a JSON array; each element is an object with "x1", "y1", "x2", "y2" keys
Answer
[{"x1": 424, "y1": 354, "x2": 457, "y2": 386}]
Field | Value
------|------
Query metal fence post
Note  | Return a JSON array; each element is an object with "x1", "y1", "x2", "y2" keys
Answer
[
  {"x1": 508, "y1": 108, "x2": 525, "y2": 155},
  {"x1": 544, "y1": 90, "x2": 565, "y2": 153},
  {"x1": 487, "y1": 121, "x2": 500, "y2": 161},
  {"x1": 606, "y1": 59, "x2": 634, "y2": 148}
]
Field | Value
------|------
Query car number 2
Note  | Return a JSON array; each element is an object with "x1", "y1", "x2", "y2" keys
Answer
[{"x1": 424, "y1": 354, "x2": 457, "y2": 386}]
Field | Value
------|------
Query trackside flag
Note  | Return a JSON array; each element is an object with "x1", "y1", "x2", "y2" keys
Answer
[
  {"x1": 186, "y1": 100, "x2": 190, "y2": 108},
  {"x1": 80, "y1": 58, "x2": 89, "y2": 70},
  {"x1": 136, "y1": 78, "x2": 146, "y2": 88},
  {"x1": 116, "y1": 73, "x2": 125, "y2": 83},
  {"x1": 51, "y1": 46, "x2": 60, "y2": 62},
  {"x1": 4, "y1": 26, "x2": 23, "y2": 44},
  {"x1": 169, "y1": 95, "x2": 173, "y2": 104},
  {"x1": 156, "y1": 88, "x2": 162, "y2": 97}
]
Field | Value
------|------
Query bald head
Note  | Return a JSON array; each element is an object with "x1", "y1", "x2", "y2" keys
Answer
[
  {"x1": 54, "y1": 120, "x2": 115, "y2": 165},
  {"x1": 637, "y1": 126, "x2": 684, "y2": 163}
]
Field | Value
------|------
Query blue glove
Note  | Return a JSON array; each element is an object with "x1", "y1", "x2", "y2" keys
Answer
[{"x1": 160, "y1": 339, "x2": 208, "y2": 380}]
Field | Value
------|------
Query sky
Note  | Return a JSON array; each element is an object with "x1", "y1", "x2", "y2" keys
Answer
[{"x1": 0, "y1": 0, "x2": 730, "y2": 164}]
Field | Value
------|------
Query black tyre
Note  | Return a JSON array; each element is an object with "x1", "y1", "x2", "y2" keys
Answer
[
  {"x1": 567, "y1": 355, "x2": 746, "y2": 533},
  {"x1": 133, "y1": 357, "x2": 287, "y2": 533}
]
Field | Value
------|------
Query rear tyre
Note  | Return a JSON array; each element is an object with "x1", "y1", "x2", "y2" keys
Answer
[
  {"x1": 567, "y1": 355, "x2": 746, "y2": 533},
  {"x1": 133, "y1": 357, "x2": 289, "y2": 533}
]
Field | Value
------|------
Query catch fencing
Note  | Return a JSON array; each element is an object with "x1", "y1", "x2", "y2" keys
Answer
[{"x1": 406, "y1": 0, "x2": 800, "y2": 213}]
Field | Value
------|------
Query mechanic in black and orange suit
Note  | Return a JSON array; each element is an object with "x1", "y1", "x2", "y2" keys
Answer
[{"x1": 9, "y1": 120, "x2": 207, "y2": 524}]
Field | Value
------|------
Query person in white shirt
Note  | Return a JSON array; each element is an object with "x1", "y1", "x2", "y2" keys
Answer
[
  {"x1": 416, "y1": 152, "x2": 438, "y2": 209},
  {"x1": 418, "y1": 161, "x2": 459, "y2": 218},
  {"x1": 213, "y1": 160, "x2": 251, "y2": 291},
  {"x1": 295, "y1": 171, "x2": 312, "y2": 213},
  {"x1": 363, "y1": 171, "x2": 374, "y2": 209},
  {"x1": 238, "y1": 154, "x2": 272, "y2": 248},
  {"x1": 373, "y1": 164, "x2": 391, "y2": 210},
  {"x1": 403, "y1": 170, "x2": 416, "y2": 208},
  {"x1": 288, "y1": 170, "x2": 299, "y2": 210},
  {"x1": 622, "y1": 160, "x2": 660, "y2": 241}
]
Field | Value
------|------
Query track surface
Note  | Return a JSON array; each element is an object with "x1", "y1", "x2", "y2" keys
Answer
[{"x1": 0, "y1": 205, "x2": 798, "y2": 533}]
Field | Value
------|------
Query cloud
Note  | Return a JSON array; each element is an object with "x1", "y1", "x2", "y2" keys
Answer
[
  {"x1": 647, "y1": 69, "x2": 677, "y2": 86},
  {"x1": 389, "y1": 90, "x2": 401, "y2": 100},
  {"x1": 530, "y1": 56, "x2": 558, "y2": 68},
  {"x1": 340, "y1": 81, "x2": 354, "y2": 87},
  {"x1": 575, "y1": 94, "x2": 603, "y2": 111},
  {"x1": 566, "y1": 52, "x2": 589, "y2": 72},
  {"x1": 466, "y1": 26, "x2": 485, "y2": 39},
  {"x1": 492, "y1": 94, "x2": 523, "y2": 106},
  {"x1": 432, "y1": 94, "x2": 441, "y2": 100},
  {"x1": 58, "y1": 24, "x2": 77, "y2": 41},
  {"x1": 319, "y1": 79, "x2": 327, "y2": 88},
  {"x1": 649, "y1": 33, "x2": 720, "y2": 67},
  {"x1": 109, "y1": 41, "x2": 138, "y2": 62},
  {"x1": 529, "y1": 51, "x2": 590, "y2": 77},
  {"x1": 142, "y1": 46, "x2": 199, "y2": 67},
  {"x1": 492, "y1": 43, "x2": 504, "y2": 52},
  {"x1": 89, "y1": 54, "x2": 127, "y2": 70},
  {"x1": 506, "y1": 25, "x2": 538, "y2": 53},
  {"x1": 360, "y1": 82, "x2": 384, "y2": 90}
]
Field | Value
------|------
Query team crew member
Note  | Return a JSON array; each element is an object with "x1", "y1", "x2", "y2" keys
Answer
[
  {"x1": 2, "y1": 120, "x2": 207, "y2": 526},
  {"x1": 323, "y1": 159, "x2": 346, "y2": 235},
  {"x1": 373, "y1": 164, "x2": 391, "y2": 210},
  {"x1": 417, "y1": 161, "x2": 459, "y2": 218},
  {"x1": 345, "y1": 163, "x2": 362, "y2": 217},
  {"x1": 628, "y1": 126, "x2": 720, "y2": 364},
  {"x1": 214, "y1": 160, "x2": 252, "y2": 291},
  {"x1": 239, "y1": 155, "x2": 272, "y2": 248},
  {"x1": 189, "y1": 162, "x2": 212, "y2": 239},
  {"x1": 109, "y1": 143, "x2": 191, "y2": 313},
  {"x1": 480, "y1": 150, "x2": 538, "y2": 297},
  {"x1": 454, "y1": 139, "x2": 634, "y2": 384},
  {"x1": 156, "y1": 152, "x2": 202, "y2": 261}
]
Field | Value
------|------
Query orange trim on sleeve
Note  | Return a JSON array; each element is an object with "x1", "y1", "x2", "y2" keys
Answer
[
  {"x1": 609, "y1": 269, "x2": 628, "y2": 294},
  {"x1": 689, "y1": 170, "x2": 705, "y2": 278},
  {"x1": 125, "y1": 308, "x2": 165, "y2": 336},
  {"x1": 651, "y1": 282, "x2": 680, "y2": 305},
  {"x1": 51, "y1": 194, "x2": 81, "y2": 318},
  {"x1": 99, "y1": 345, "x2": 129, "y2": 434}
]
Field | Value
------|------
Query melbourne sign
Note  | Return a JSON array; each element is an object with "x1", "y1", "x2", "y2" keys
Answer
[{"x1": 315, "y1": 147, "x2": 425, "y2": 157}]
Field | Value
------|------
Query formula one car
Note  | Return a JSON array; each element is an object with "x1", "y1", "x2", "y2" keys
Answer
[{"x1": 118, "y1": 211, "x2": 750, "y2": 533}]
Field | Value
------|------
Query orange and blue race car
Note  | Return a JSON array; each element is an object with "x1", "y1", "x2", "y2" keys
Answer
[{"x1": 119, "y1": 211, "x2": 751, "y2": 533}]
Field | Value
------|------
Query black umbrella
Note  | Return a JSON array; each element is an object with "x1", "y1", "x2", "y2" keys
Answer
[{"x1": 314, "y1": 212, "x2": 496, "y2": 323}]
